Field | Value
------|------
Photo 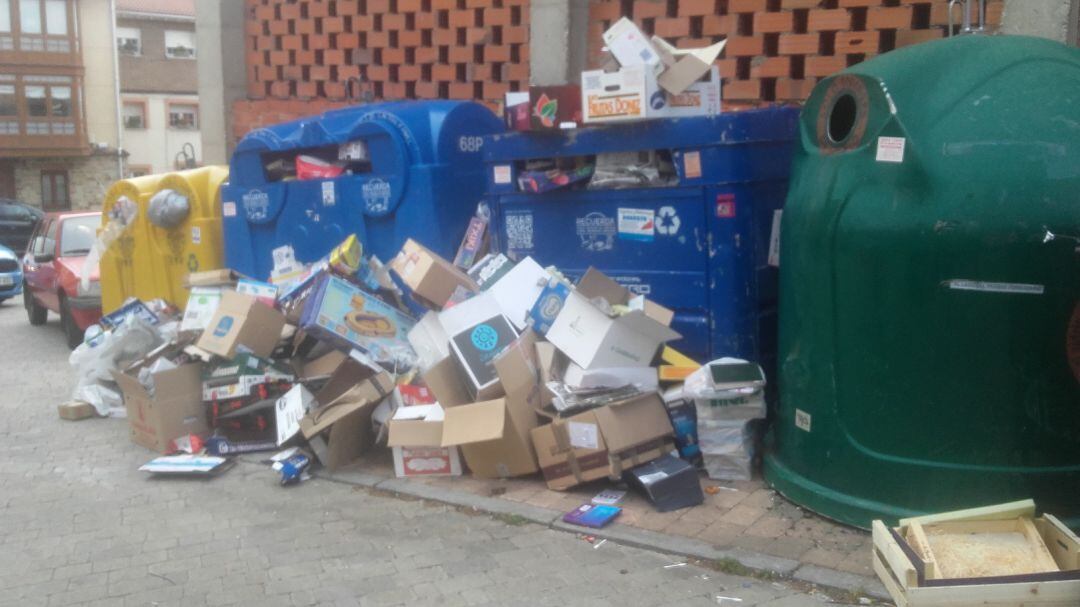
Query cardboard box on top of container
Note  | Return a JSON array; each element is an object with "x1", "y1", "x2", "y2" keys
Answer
[
  {"x1": 390, "y1": 239, "x2": 478, "y2": 309},
  {"x1": 530, "y1": 392, "x2": 675, "y2": 490},
  {"x1": 504, "y1": 85, "x2": 584, "y2": 131},
  {"x1": 581, "y1": 65, "x2": 721, "y2": 124},
  {"x1": 652, "y1": 37, "x2": 727, "y2": 96},
  {"x1": 112, "y1": 360, "x2": 208, "y2": 453},
  {"x1": 196, "y1": 291, "x2": 286, "y2": 359},
  {"x1": 601, "y1": 17, "x2": 663, "y2": 74}
]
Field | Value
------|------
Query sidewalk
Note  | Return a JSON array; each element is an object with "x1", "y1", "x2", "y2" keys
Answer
[{"x1": 311, "y1": 451, "x2": 890, "y2": 602}]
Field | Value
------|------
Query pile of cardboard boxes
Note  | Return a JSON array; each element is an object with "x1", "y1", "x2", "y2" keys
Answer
[{"x1": 79, "y1": 229, "x2": 737, "y2": 512}]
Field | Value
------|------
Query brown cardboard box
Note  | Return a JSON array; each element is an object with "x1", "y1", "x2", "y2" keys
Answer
[
  {"x1": 184, "y1": 269, "x2": 244, "y2": 288},
  {"x1": 530, "y1": 392, "x2": 675, "y2": 490},
  {"x1": 196, "y1": 291, "x2": 286, "y2": 359},
  {"x1": 390, "y1": 239, "x2": 478, "y2": 309},
  {"x1": 440, "y1": 332, "x2": 543, "y2": 478},
  {"x1": 57, "y1": 400, "x2": 96, "y2": 420},
  {"x1": 113, "y1": 364, "x2": 208, "y2": 453},
  {"x1": 300, "y1": 354, "x2": 395, "y2": 470}
]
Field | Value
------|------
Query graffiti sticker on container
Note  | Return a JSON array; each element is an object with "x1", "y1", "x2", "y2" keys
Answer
[
  {"x1": 493, "y1": 165, "x2": 512, "y2": 184},
  {"x1": 576, "y1": 212, "x2": 616, "y2": 251},
  {"x1": 795, "y1": 408, "x2": 812, "y2": 432},
  {"x1": 715, "y1": 194, "x2": 736, "y2": 218},
  {"x1": 504, "y1": 211, "x2": 534, "y2": 252},
  {"x1": 222, "y1": 201, "x2": 236, "y2": 217},
  {"x1": 617, "y1": 208, "x2": 655, "y2": 241},
  {"x1": 321, "y1": 181, "x2": 336, "y2": 206},
  {"x1": 876, "y1": 136, "x2": 906, "y2": 163},
  {"x1": 683, "y1": 151, "x2": 702, "y2": 179}
]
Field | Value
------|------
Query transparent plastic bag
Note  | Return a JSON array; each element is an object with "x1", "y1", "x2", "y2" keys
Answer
[
  {"x1": 697, "y1": 419, "x2": 756, "y2": 481},
  {"x1": 81, "y1": 195, "x2": 137, "y2": 292}
]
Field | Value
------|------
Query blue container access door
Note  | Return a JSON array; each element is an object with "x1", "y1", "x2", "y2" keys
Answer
[
  {"x1": 222, "y1": 101, "x2": 504, "y2": 280},
  {"x1": 484, "y1": 108, "x2": 799, "y2": 367}
]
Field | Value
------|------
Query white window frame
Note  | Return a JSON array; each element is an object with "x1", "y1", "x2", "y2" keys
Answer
[
  {"x1": 116, "y1": 26, "x2": 140, "y2": 56},
  {"x1": 164, "y1": 29, "x2": 195, "y2": 59},
  {"x1": 122, "y1": 100, "x2": 146, "y2": 129},
  {"x1": 167, "y1": 102, "x2": 198, "y2": 130}
]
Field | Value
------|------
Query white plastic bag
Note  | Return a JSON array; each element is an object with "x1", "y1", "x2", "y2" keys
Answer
[
  {"x1": 68, "y1": 314, "x2": 163, "y2": 416},
  {"x1": 684, "y1": 358, "x2": 768, "y2": 481},
  {"x1": 697, "y1": 419, "x2": 756, "y2": 481}
]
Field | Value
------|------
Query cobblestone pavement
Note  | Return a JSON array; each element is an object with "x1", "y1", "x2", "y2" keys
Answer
[{"x1": 0, "y1": 302, "x2": 852, "y2": 606}]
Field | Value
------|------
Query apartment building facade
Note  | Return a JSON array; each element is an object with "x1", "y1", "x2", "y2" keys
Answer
[
  {"x1": 0, "y1": 0, "x2": 120, "y2": 211},
  {"x1": 116, "y1": 0, "x2": 201, "y2": 176}
]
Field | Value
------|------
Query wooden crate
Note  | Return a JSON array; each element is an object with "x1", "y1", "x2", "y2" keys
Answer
[{"x1": 872, "y1": 500, "x2": 1080, "y2": 606}]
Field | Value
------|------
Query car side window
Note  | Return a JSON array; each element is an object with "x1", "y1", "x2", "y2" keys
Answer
[
  {"x1": 45, "y1": 219, "x2": 58, "y2": 248},
  {"x1": 31, "y1": 219, "x2": 49, "y2": 256}
]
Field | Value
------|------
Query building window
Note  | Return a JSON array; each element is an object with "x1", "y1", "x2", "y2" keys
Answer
[
  {"x1": 116, "y1": 26, "x2": 140, "y2": 56},
  {"x1": 168, "y1": 103, "x2": 198, "y2": 130},
  {"x1": 122, "y1": 101, "x2": 146, "y2": 129},
  {"x1": 41, "y1": 169, "x2": 69, "y2": 211},
  {"x1": 0, "y1": 0, "x2": 10, "y2": 33},
  {"x1": 164, "y1": 29, "x2": 195, "y2": 59},
  {"x1": 25, "y1": 84, "x2": 45, "y2": 116},
  {"x1": 43, "y1": 0, "x2": 63, "y2": 33},
  {"x1": 19, "y1": 0, "x2": 39, "y2": 33},
  {"x1": 18, "y1": 0, "x2": 69, "y2": 51}
]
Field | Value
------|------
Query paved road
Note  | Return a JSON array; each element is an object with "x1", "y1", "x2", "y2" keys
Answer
[{"x1": 0, "y1": 301, "x2": 843, "y2": 606}]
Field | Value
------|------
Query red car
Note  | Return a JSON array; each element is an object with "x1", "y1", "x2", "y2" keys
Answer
[{"x1": 22, "y1": 211, "x2": 102, "y2": 348}]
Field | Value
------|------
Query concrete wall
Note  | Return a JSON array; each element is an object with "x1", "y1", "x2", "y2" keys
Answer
[
  {"x1": 1001, "y1": 0, "x2": 1076, "y2": 42},
  {"x1": 14, "y1": 154, "x2": 117, "y2": 211},
  {"x1": 196, "y1": 0, "x2": 247, "y2": 165},
  {"x1": 79, "y1": 0, "x2": 119, "y2": 150},
  {"x1": 118, "y1": 17, "x2": 198, "y2": 94},
  {"x1": 121, "y1": 93, "x2": 202, "y2": 175}
]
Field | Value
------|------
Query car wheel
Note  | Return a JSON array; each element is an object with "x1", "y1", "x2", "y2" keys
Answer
[
  {"x1": 24, "y1": 284, "x2": 46, "y2": 326},
  {"x1": 60, "y1": 295, "x2": 84, "y2": 350}
]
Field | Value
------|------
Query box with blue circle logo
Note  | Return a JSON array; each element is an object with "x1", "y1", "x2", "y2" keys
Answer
[{"x1": 448, "y1": 314, "x2": 519, "y2": 399}]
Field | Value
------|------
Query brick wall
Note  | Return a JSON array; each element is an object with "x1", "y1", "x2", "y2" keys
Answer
[
  {"x1": 236, "y1": 0, "x2": 530, "y2": 141},
  {"x1": 588, "y1": 0, "x2": 1002, "y2": 108},
  {"x1": 233, "y1": 0, "x2": 1003, "y2": 141}
]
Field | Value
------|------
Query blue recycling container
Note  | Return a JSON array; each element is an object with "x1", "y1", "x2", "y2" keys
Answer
[
  {"x1": 221, "y1": 101, "x2": 504, "y2": 279},
  {"x1": 484, "y1": 108, "x2": 799, "y2": 368}
]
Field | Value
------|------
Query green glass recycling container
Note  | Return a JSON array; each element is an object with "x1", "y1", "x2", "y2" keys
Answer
[{"x1": 765, "y1": 35, "x2": 1080, "y2": 529}]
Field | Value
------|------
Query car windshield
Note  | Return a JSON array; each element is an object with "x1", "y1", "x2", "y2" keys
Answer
[{"x1": 60, "y1": 215, "x2": 101, "y2": 256}]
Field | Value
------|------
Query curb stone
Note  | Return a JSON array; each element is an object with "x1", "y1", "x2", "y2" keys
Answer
[{"x1": 310, "y1": 466, "x2": 891, "y2": 601}]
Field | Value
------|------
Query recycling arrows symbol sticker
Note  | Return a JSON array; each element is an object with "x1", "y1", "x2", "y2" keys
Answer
[{"x1": 656, "y1": 206, "x2": 681, "y2": 236}]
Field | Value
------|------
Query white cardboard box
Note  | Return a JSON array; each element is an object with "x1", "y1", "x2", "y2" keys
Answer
[
  {"x1": 487, "y1": 256, "x2": 550, "y2": 330},
  {"x1": 601, "y1": 17, "x2": 663, "y2": 72},
  {"x1": 581, "y1": 65, "x2": 721, "y2": 124},
  {"x1": 546, "y1": 290, "x2": 681, "y2": 369}
]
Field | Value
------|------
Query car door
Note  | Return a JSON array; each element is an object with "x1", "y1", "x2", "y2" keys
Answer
[{"x1": 25, "y1": 218, "x2": 59, "y2": 311}]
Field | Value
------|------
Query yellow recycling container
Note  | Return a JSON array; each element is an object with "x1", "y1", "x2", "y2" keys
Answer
[
  {"x1": 100, "y1": 174, "x2": 165, "y2": 314},
  {"x1": 100, "y1": 166, "x2": 229, "y2": 312}
]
